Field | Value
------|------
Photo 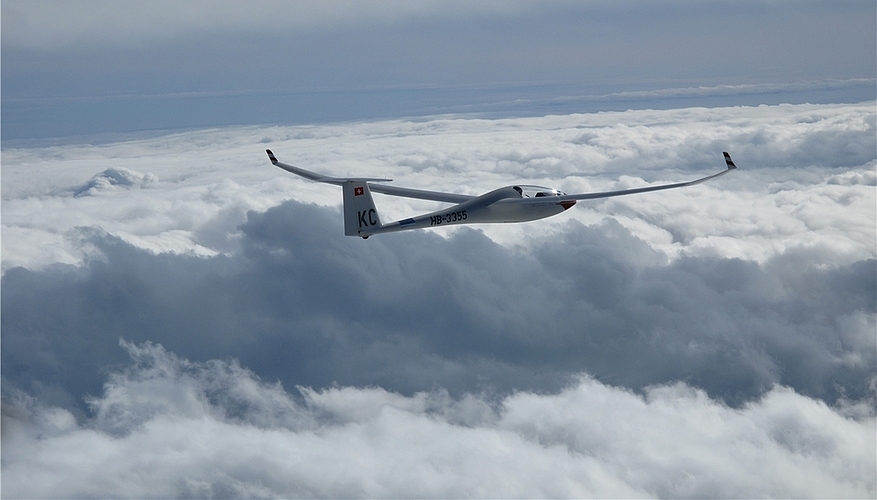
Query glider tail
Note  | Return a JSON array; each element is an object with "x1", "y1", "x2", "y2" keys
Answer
[{"x1": 342, "y1": 181, "x2": 382, "y2": 238}]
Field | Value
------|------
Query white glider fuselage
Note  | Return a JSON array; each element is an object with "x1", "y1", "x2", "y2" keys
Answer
[
  {"x1": 370, "y1": 186, "x2": 573, "y2": 236},
  {"x1": 265, "y1": 149, "x2": 736, "y2": 238}
]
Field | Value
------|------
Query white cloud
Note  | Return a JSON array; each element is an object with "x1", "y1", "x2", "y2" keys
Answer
[
  {"x1": 2, "y1": 340, "x2": 873, "y2": 498},
  {"x1": 72, "y1": 167, "x2": 158, "y2": 197},
  {"x1": 2, "y1": 102, "x2": 874, "y2": 271},
  {"x1": 3, "y1": 103, "x2": 874, "y2": 497}
]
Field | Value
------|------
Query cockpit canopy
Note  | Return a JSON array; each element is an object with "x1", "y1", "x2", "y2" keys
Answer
[{"x1": 512, "y1": 185, "x2": 566, "y2": 198}]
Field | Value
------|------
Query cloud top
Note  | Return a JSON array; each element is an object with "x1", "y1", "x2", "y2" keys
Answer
[
  {"x1": 3, "y1": 340, "x2": 873, "y2": 498},
  {"x1": 73, "y1": 167, "x2": 158, "y2": 197}
]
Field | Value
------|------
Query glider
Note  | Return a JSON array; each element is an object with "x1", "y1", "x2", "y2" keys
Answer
[{"x1": 266, "y1": 149, "x2": 737, "y2": 238}]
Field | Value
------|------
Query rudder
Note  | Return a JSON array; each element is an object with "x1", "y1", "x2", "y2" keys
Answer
[{"x1": 342, "y1": 181, "x2": 382, "y2": 237}]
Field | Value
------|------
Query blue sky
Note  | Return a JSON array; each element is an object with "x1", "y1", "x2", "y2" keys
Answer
[
  {"x1": 2, "y1": 2, "x2": 875, "y2": 497},
  {"x1": 2, "y1": 0, "x2": 875, "y2": 140}
]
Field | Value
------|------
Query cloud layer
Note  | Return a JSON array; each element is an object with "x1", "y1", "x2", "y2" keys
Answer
[
  {"x1": 3, "y1": 200, "x2": 874, "y2": 410},
  {"x1": 2, "y1": 102, "x2": 875, "y2": 497},
  {"x1": 3, "y1": 340, "x2": 873, "y2": 498}
]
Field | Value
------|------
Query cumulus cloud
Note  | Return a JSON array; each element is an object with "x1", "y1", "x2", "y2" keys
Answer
[
  {"x1": 3, "y1": 200, "x2": 874, "y2": 416},
  {"x1": 2, "y1": 340, "x2": 873, "y2": 498},
  {"x1": 3, "y1": 102, "x2": 873, "y2": 269},
  {"x1": 3, "y1": 103, "x2": 875, "y2": 496},
  {"x1": 73, "y1": 167, "x2": 158, "y2": 197}
]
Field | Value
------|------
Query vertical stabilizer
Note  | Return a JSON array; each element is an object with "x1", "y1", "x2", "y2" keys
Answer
[{"x1": 342, "y1": 181, "x2": 382, "y2": 237}]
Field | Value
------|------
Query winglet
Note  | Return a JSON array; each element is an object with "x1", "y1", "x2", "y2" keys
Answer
[
  {"x1": 723, "y1": 152, "x2": 737, "y2": 170},
  {"x1": 266, "y1": 149, "x2": 278, "y2": 165}
]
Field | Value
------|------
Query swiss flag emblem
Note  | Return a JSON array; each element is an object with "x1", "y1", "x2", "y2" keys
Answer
[{"x1": 354, "y1": 186, "x2": 364, "y2": 196}]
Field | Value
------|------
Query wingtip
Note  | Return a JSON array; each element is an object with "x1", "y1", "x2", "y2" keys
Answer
[
  {"x1": 266, "y1": 149, "x2": 278, "y2": 164},
  {"x1": 723, "y1": 151, "x2": 737, "y2": 170}
]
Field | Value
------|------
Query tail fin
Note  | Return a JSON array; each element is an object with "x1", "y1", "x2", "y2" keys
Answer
[{"x1": 342, "y1": 181, "x2": 382, "y2": 238}]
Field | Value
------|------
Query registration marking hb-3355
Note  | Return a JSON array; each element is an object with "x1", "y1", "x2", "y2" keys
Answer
[
  {"x1": 430, "y1": 211, "x2": 467, "y2": 226},
  {"x1": 265, "y1": 149, "x2": 737, "y2": 238}
]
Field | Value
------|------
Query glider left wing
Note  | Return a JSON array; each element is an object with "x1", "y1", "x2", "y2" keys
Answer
[{"x1": 266, "y1": 149, "x2": 472, "y2": 203}]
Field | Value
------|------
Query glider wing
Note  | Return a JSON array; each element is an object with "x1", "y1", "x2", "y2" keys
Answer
[{"x1": 267, "y1": 149, "x2": 471, "y2": 203}]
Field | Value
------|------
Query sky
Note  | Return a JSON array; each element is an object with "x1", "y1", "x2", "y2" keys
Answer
[
  {"x1": 2, "y1": 1, "x2": 876, "y2": 498},
  {"x1": 2, "y1": 0, "x2": 875, "y2": 141}
]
